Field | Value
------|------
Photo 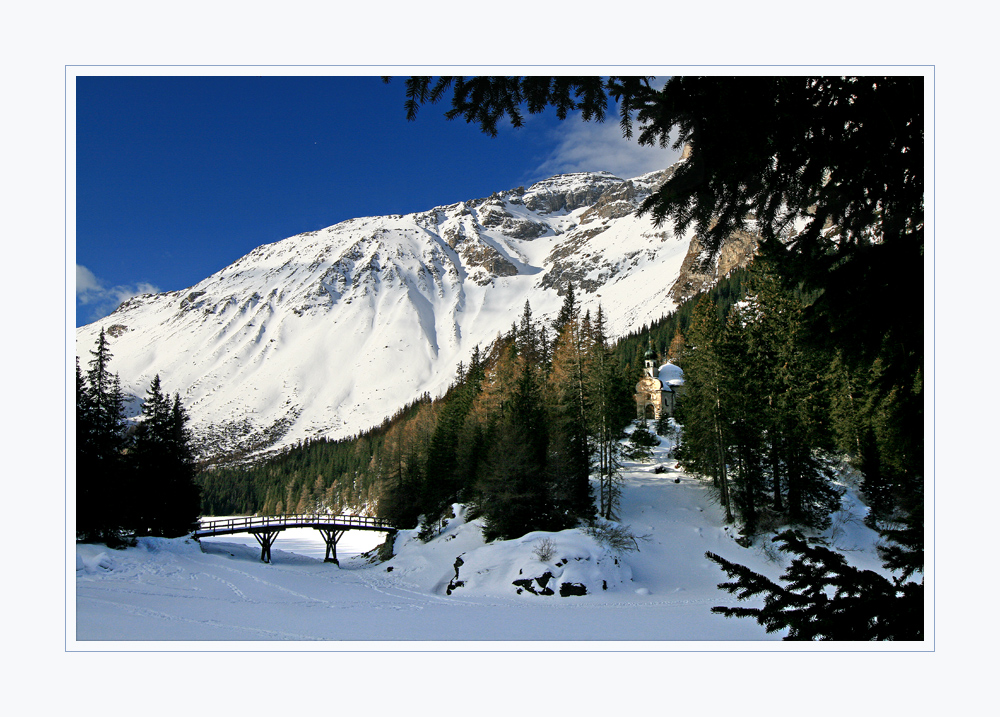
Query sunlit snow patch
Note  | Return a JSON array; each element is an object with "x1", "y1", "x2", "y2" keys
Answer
[{"x1": 386, "y1": 505, "x2": 633, "y2": 598}]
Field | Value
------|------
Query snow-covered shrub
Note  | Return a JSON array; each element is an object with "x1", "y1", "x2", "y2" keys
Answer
[
  {"x1": 532, "y1": 537, "x2": 557, "y2": 562},
  {"x1": 584, "y1": 521, "x2": 643, "y2": 554}
]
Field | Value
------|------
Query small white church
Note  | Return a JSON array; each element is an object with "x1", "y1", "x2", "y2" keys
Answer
[{"x1": 634, "y1": 342, "x2": 684, "y2": 420}]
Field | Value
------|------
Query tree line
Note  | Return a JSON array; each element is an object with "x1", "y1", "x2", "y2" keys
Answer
[
  {"x1": 669, "y1": 259, "x2": 923, "y2": 639},
  {"x1": 673, "y1": 260, "x2": 921, "y2": 539},
  {"x1": 384, "y1": 291, "x2": 638, "y2": 541},
  {"x1": 199, "y1": 286, "x2": 645, "y2": 542},
  {"x1": 77, "y1": 328, "x2": 201, "y2": 546},
  {"x1": 196, "y1": 398, "x2": 430, "y2": 519},
  {"x1": 612, "y1": 268, "x2": 751, "y2": 373}
]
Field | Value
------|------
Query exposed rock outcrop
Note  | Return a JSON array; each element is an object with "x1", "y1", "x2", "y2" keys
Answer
[
  {"x1": 668, "y1": 228, "x2": 759, "y2": 304},
  {"x1": 522, "y1": 172, "x2": 623, "y2": 214}
]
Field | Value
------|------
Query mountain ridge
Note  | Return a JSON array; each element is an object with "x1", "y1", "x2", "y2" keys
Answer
[{"x1": 76, "y1": 163, "x2": 755, "y2": 463}]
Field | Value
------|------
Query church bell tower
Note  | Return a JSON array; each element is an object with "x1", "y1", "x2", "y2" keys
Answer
[
  {"x1": 635, "y1": 337, "x2": 671, "y2": 420},
  {"x1": 644, "y1": 338, "x2": 657, "y2": 379}
]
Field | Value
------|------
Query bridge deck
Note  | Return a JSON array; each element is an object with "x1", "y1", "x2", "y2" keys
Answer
[
  {"x1": 193, "y1": 514, "x2": 396, "y2": 564},
  {"x1": 194, "y1": 514, "x2": 396, "y2": 538}
]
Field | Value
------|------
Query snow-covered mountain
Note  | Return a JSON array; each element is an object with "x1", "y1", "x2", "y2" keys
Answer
[{"x1": 76, "y1": 163, "x2": 743, "y2": 462}]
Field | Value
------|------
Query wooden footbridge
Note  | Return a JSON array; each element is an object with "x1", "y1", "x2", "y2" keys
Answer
[{"x1": 193, "y1": 514, "x2": 396, "y2": 564}]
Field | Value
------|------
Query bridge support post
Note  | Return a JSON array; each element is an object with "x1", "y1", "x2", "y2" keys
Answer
[
  {"x1": 252, "y1": 530, "x2": 280, "y2": 563},
  {"x1": 317, "y1": 529, "x2": 346, "y2": 565}
]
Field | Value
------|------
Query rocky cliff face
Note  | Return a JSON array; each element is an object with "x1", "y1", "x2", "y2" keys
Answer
[
  {"x1": 519, "y1": 172, "x2": 624, "y2": 214},
  {"x1": 539, "y1": 169, "x2": 678, "y2": 296},
  {"x1": 668, "y1": 227, "x2": 759, "y2": 304}
]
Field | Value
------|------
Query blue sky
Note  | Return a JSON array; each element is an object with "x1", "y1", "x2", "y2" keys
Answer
[{"x1": 74, "y1": 75, "x2": 680, "y2": 327}]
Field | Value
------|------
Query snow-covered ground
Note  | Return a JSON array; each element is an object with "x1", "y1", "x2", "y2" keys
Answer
[{"x1": 73, "y1": 428, "x2": 897, "y2": 647}]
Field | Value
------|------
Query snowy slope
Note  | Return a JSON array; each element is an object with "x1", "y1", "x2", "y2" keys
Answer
[
  {"x1": 74, "y1": 424, "x2": 895, "y2": 643},
  {"x1": 76, "y1": 168, "x2": 700, "y2": 461}
]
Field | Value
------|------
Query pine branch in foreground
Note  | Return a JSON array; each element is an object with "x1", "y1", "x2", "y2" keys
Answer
[{"x1": 706, "y1": 530, "x2": 923, "y2": 641}]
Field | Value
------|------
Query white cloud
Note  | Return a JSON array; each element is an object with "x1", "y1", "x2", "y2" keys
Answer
[
  {"x1": 533, "y1": 116, "x2": 682, "y2": 180},
  {"x1": 76, "y1": 264, "x2": 102, "y2": 296},
  {"x1": 112, "y1": 282, "x2": 159, "y2": 305},
  {"x1": 76, "y1": 264, "x2": 159, "y2": 324}
]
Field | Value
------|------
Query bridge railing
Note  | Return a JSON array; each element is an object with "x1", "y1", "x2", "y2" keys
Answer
[{"x1": 195, "y1": 513, "x2": 395, "y2": 535}]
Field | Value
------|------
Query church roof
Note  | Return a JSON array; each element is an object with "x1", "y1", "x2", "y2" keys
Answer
[{"x1": 658, "y1": 362, "x2": 684, "y2": 386}]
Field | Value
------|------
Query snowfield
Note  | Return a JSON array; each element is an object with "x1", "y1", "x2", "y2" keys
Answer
[
  {"x1": 73, "y1": 428, "x2": 899, "y2": 646},
  {"x1": 73, "y1": 170, "x2": 700, "y2": 462}
]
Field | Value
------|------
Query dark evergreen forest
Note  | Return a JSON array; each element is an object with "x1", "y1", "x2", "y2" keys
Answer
[
  {"x1": 195, "y1": 271, "x2": 753, "y2": 532},
  {"x1": 196, "y1": 255, "x2": 919, "y2": 555},
  {"x1": 198, "y1": 289, "x2": 639, "y2": 542},
  {"x1": 77, "y1": 329, "x2": 202, "y2": 545},
  {"x1": 397, "y1": 75, "x2": 923, "y2": 639}
]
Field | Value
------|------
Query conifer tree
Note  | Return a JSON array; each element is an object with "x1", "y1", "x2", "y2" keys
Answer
[
  {"x1": 772, "y1": 324, "x2": 839, "y2": 529},
  {"x1": 827, "y1": 351, "x2": 859, "y2": 454},
  {"x1": 666, "y1": 328, "x2": 686, "y2": 365},
  {"x1": 378, "y1": 421, "x2": 424, "y2": 529},
  {"x1": 674, "y1": 295, "x2": 733, "y2": 522},
  {"x1": 85, "y1": 329, "x2": 131, "y2": 465},
  {"x1": 707, "y1": 530, "x2": 923, "y2": 640},
  {"x1": 449, "y1": 347, "x2": 488, "y2": 504},
  {"x1": 546, "y1": 316, "x2": 595, "y2": 524},
  {"x1": 625, "y1": 422, "x2": 657, "y2": 462},
  {"x1": 421, "y1": 352, "x2": 484, "y2": 523},
  {"x1": 77, "y1": 330, "x2": 131, "y2": 544},
  {"x1": 131, "y1": 376, "x2": 201, "y2": 537},
  {"x1": 76, "y1": 357, "x2": 107, "y2": 541},
  {"x1": 585, "y1": 306, "x2": 631, "y2": 520},
  {"x1": 736, "y1": 265, "x2": 838, "y2": 531},
  {"x1": 477, "y1": 328, "x2": 555, "y2": 540},
  {"x1": 716, "y1": 311, "x2": 768, "y2": 535},
  {"x1": 516, "y1": 299, "x2": 539, "y2": 366},
  {"x1": 852, "y1": 343, "x2": 923, "y2": 526},
  {"x1": 553, "y1": 281, "x2": 578, "y2": 333},
  {"x1": 876, "y1": 486, "x2": 924, "y2": 583},
  {"x1": 164, "y1": 392, "x2": 202, "y2": 529}
]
